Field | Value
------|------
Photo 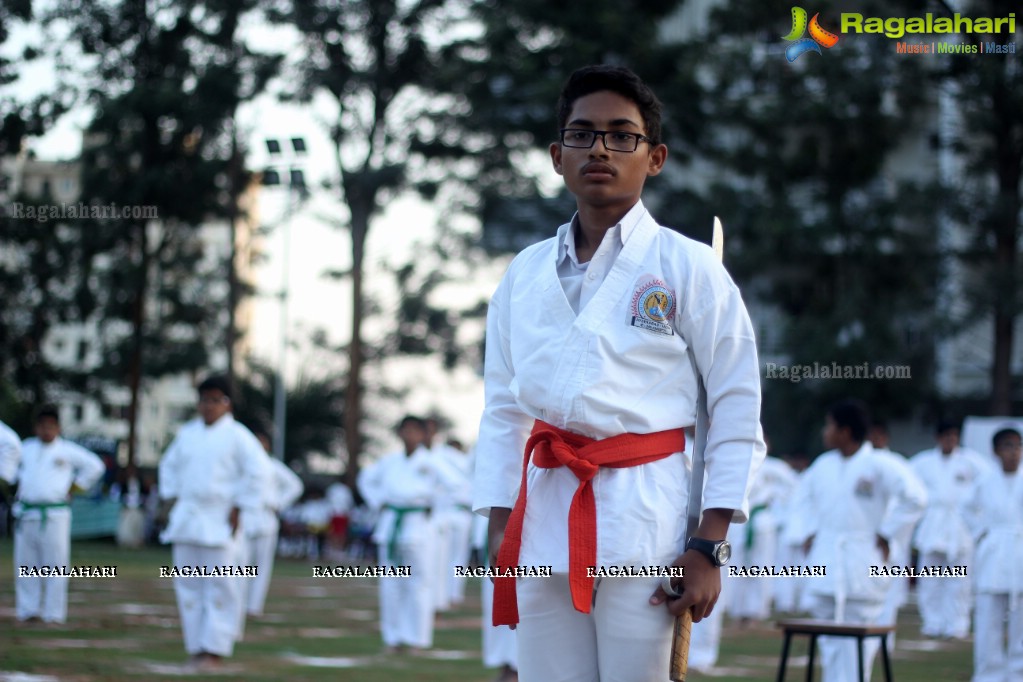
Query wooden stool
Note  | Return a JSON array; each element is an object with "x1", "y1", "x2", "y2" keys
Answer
[{"x1": 775, "y1": 619, "x2": 895, "y2": 682}]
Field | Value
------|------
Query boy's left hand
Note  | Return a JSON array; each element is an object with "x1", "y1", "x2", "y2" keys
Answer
[{"x1": 648, "y1": 549, "x2": 721, "y2": 622}]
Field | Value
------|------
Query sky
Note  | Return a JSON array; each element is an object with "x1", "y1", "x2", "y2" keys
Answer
[{"x1": 1, "y1": 13, "x2": 514, "y2": 454}]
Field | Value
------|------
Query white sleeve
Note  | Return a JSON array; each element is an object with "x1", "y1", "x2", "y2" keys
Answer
[
  {"x1": 676, "y1": 248, "x2": 766, "y2": 521},
  {"x1": 357, "y1": 459, "x2": 386, "y2": 511},
  {"x1": 275, "y1": 460, "x2": 305, "y2": 510},
  {"x1": 232, "y1": 428, "x2": 270, "y2": 512},
  {"x1": 878, "y1": 455, "x2": 928, "y2": 543},
  {"x1": 472, "y1": 275, "x2": 535, "y2": 516},
  {"x1": 158, "y1": 436, "x2": 182, "y2": 500},
  {"x1": 67, "y1": 442, "x2": 106, "y2": 492},
  {"x1": 0, "y1": 422, "x2": 21, "y2": 484},
  {"x1": 962, "y1": 475, "x2": 987, "y2": 543},
  {"x1": 784, "y1": 468, "x2": 818, "y2": 545}
]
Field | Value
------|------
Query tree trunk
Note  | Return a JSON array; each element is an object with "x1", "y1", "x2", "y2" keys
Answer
[
  {"x1": 125, "y1": 226, "x2": 149, "y2": 470},
  {"x1": 343, "y1": 206, "x2": 368, "y2": 491}
]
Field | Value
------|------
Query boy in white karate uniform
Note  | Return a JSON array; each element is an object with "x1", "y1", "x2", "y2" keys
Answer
[
  {"x1": 474, "y1": 65, "x2": 765, "y2": 682},
  {"x1": 910, "y1": 419, "x2": 990, "y2": 639},
  {"x1": 159, "y1": 376, "x2": 269, "y2": 669},
  {"x1": 11, "y1": 405, "x2": 105, "y2": 623},
  {"x1": 426, "y1": 417, "x2": 474, "y2": 611},
  {"x1": 235, "y1": 426, "x2": 304, "y2": 639},
  {"x1": 793, "y1": 400, "x2": 926, "y2": 682},
  {"x1": 966, "y1": 427, "x2": 1023, "y2": 682},
  {"x1": 358, "y1": 415, "x2": 464, "y2": 651}
]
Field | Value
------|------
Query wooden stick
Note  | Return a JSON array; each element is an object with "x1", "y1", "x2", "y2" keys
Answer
[{"x1": 669, "y1": 607, "x2": 693, "y2": 681}]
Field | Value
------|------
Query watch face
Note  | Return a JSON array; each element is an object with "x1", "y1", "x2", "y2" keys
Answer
[{"x1": 715, "y1": 541, "x2": 731, "y2": 566}]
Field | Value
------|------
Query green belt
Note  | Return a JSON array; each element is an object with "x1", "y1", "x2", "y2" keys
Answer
[
  {"x1": 457, "y1": 503, "x2": 472, "y2": 513},
  {"x1": 21, "y1": 501, "x2": 70, "y2": 530},
  {"x1": 746, "y1": 503, "x2": 769, "y2": 550},
  {"x1": 385, "y1": 504, "x2": 430, "y2": 564}
]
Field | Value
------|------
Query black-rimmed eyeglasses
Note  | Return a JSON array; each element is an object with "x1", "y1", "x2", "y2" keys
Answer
[{"x1": 559, "y1": 128, "x2": 652, "y2": 153}]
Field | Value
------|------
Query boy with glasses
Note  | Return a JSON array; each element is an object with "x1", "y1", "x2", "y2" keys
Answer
[{"x1": 473, "y1": 64, "x2": 766, "y2": 681}]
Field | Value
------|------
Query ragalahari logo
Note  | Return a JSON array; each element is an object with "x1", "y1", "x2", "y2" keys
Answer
[{"x1": 783, "y1": 7, "x2": 840, "y2": 62}]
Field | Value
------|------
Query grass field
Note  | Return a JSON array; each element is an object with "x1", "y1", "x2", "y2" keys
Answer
[{"x1": 0, "y1": 539, "x2": 971, "y2": 681}]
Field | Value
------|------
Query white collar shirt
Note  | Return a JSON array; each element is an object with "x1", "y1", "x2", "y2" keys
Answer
[{"x1": 473, "y1": 200, "x2": 766, "y2": 571}]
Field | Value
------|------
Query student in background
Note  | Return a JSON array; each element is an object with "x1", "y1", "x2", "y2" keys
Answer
[
  {"x1": 966, "y1": 427, "x2": 1023, "y2": 682},
  {"x1": 12, "y1": 405, "x2": 105, "y2": 624}
]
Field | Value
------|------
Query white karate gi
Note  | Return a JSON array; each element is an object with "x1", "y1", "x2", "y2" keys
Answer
[
  {"x1": 872, "y1": 446, "x2": 912, "y2": 650},
  {"x1": 12, "y1": 436, "x2": 105, "y2": 623},
  {"x1": 779, "y1": 468, "x2": 815, "y2": 614},
  {"x1": 429, "y1": 441, "x2": 473, "y2": 610},
  {"x1": 792, "y1": 443, "x2": 927, "y2": 682},
  {"x1": 473, "y1": 201, "x2": 765, "y2": 682},
  {"x1": 236, "y1": 456, "x2": 304, "y2": 638},
  {"x1": 0, "y1": 420, "x2": 20, "y2": 484},
  {"x1": 159, "y1": 414, "x2": 269, "y2": 657},
  {"x1": 965, "y1": 466, "x2": 1023, "y2": 682},
  {"x1": 726, "y1": 455, "x2": 798, "y2": 620},
  {"x1": 358, "y1": 445, "x2": 462, "y2": 648},
  {"x1": 910, "y1": 445, "x2": 990, "y2": 638}
]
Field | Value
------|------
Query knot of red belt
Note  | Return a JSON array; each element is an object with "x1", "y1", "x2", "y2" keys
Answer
[{"x1": 492, "y1": 419, "x2": 685, "y2": 626}]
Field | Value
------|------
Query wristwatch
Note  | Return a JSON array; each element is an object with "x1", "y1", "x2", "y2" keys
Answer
[{"x1": 686, "y1": 537, "x2": 731, "y2": 567}]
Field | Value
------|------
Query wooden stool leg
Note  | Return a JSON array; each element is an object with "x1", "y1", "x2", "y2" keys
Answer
[
  {"x1": 776, "y1": 632, "x2": 793, "y2": 682},
  {"x1": 880, "y1": 634, "x2": 894, "y2": 682},
  {"x1": 806, "y1": 634, "x2": 817, "y2": 682},
  {"x1": 856, "y1": 636, "x2": 865, "y2": 682}
]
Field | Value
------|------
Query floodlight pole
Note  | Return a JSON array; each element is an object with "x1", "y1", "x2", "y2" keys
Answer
[{"x1": 266, "y1": 137, "x2": 307, "y2": 462}]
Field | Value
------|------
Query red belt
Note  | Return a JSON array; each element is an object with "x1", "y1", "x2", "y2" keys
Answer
[{"x1": 492, "y1": 420, "x2": 685, "y2": 625}]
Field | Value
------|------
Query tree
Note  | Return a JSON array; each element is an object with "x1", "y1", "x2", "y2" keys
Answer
[
  {"x1": 271, "y1": 0, "x2": 488, "y2": 488},
  {"x1": 0, "y1": 200, "x2": 90, "y2": 417},
  {"x1": 450, "y1": 0, "x2": 957, "y2": 452},
  {"x1": 0, "y1": 1, "x2": 73, "y2": 156},
  {"x1": 934, "y1": 0, "x2": 1022, "y2": 415},
  {"x1": 675, "y1": 0, "x2": 948, "y2": 450},
  {"x1": 44, "y1": 0, "x2": 281, "y2": 467},
  {"x1": 233, "y1": 360, "x2": 346, "y2": 468}
]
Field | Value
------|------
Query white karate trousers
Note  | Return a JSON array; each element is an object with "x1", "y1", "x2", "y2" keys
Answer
[
  {"x1": 379, "y1": 535, "x2": 436, "y2": 648},
  {"x1": 515, "y1": 574, "x2": 674, "y2": 682},
  {"x1": 172, "y1": 541, "x2": 242, "y2": 657},
  {"x1": 234, "y1": 530, "x2": 278, "y2": 640},
  {"x1": 14, "y1": 512, "x2": 72, "y2": 622},
  {"x1": 481, "y1": 566, "x2": 518, "y2": 669},
  {"x1": 688, "y1": 597, "x2": 724, "y2": 671},
  {"x1": 444, "y1": 509, "x2": 473, "y2": 607},
  {"x1": 810, "y1": 595, "x2": 885, "y2": 682},
  {"x1": 917, "y1": 550, "x2": 971, "y2": 638},
  {"x1": 973, "y1": 593, "x2": 1023, "y2": 682}
]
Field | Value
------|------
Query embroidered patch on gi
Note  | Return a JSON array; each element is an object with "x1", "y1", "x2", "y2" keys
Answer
[
  {"x1": 629, "y1": 278, "x2": 676, "y2": 336},
  {"x1": 853, "y1": 476, "x2": 874, "y2": 498},
  {"x1": 954, "y1": 471, "x2": 972, "y2": 484}
]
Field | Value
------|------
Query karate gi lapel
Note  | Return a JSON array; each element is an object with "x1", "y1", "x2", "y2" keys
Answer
[{"x1": 575, "y1": 208, "x2": 659, "y2": 333}]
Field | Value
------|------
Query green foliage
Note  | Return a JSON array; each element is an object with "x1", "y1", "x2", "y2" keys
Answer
[{"x1": 233, "y1": 360, "x2": 346, "y2": 468}]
